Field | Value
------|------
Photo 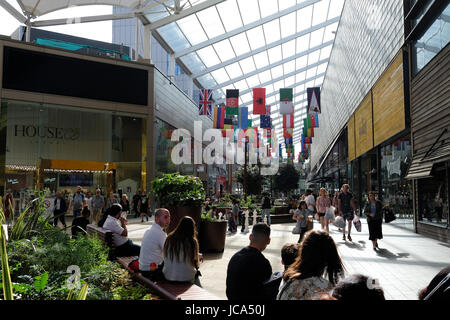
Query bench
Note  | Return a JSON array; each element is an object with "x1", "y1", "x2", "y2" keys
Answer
[{"x1": 86, "y1": 224, "x2": 222, "y2": 300}]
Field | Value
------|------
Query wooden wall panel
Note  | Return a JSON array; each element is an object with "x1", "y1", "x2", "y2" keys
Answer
[
  {"x1": 373, "y1": 52, "x2": 406, "y2": 146},
  {"x1": 347, "y1": 114, "x2": 356, "y2": 162},
  {"x1": 355, "y1": 92, "x2": 373, "y2": 158}
]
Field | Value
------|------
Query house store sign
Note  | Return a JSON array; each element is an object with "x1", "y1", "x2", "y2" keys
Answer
[{"x1": 14, "y1": 125, "x2": 80, "y2": 140}]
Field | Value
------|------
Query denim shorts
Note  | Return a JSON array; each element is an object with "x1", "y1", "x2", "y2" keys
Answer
[{"x1": 342, "y1": 211, "x2": 354, "y2": 221}]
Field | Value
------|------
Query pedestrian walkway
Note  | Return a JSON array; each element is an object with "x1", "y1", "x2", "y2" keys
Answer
[
  {"x1": 198, "y1": 219, "x2": 450, "y2": 300},
  {"x1": 64, "y1": 216, "x2": 450, "y2": 300}
]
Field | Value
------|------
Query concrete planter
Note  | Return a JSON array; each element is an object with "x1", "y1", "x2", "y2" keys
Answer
[
  {"x1": 166, "y1": 206, "x2": 202, "y2": 234},
  {"x1": 198, "y1": 220, "x2": 227, "y2": 253}
]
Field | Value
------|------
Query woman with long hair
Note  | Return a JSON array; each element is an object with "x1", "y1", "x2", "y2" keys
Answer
[
  {"x1": 278, "y1": 230, "x2": 345, "y2": 300},
  {"x1": 162, "y1": 216, "x2": 201, "y2": 285},
  {"x1": 363, "y1": 191, "x2": 383, "y2": 250},
  {"x1": 316, "y1": 188, "x2": 331, "y2": 232}
]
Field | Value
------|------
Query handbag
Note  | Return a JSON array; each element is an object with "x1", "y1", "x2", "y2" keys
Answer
[
  {"x1": 334, "y1": 216, "x2": 345, "y2": 228},
  {"x1": 325, "y1": 206, "x2": 336, "y2": 221},
  {"x1": 384, "y1": 208, "x2": 396, "y2": 223},
  {"x1": 306, "y1": 215, "x2": 314, "y2": 231},
  {"x1": 292, "y1": 223, "x2": 300, "y2": 234},
  {"x1": 353, "y1": 216, "x2": 362, "y2": 232}
]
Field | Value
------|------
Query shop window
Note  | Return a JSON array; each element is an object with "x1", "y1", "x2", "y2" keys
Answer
[{"x1": 417, "y1": 162, "x2": 449, "y2": 227}]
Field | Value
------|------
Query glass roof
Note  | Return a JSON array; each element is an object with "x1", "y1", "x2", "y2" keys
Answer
[
  {"x1": 11, "y1": 0, "x2": 344, "y2": 147},
  {"x1": 147, "y1": 0, "x2": 343, "y2": 145}
]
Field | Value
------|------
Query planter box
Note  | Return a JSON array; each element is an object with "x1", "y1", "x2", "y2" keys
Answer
[
  {"x1": 166, "y1": 206, "x2": 202, "y2": 234},
  {"x1": 274, "y1": 206, "x2": 291, "y2": 215},
  {"x1": 198, "y1": 220, "x2": 227, "y2": 253}
]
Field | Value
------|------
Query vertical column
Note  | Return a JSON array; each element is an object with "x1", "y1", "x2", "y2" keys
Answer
[
  {"x1": 143, "y1": 25, "x2": 152, "y2": 62},
  {"x1": 0, "y1": 100, "x2": 7, "y2": 197},
  {"x1": 146, "y1": 68, "x2": 156, "y2": 195},
  {"x1": 168, "y1": 54, "x2": 175, "y2": 79},
  {"x1": 135, "y1": 17, "x2": 140, "y2": 61}
]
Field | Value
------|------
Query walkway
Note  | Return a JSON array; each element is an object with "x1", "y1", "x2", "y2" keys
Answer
[{"x1": 78, "y1": 216, "x2": 450, "y2": 300}]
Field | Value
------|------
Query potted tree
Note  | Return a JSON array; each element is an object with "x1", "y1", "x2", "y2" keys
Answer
[{"x1": 151, "y1": 173, "x2": 205, "y2": 234}]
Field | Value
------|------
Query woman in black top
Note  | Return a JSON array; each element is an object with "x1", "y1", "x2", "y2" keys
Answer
[
  {"x1": 139, "y1": 190, "x2": 149, "y2": 222},
  {"x1": 120, "y1": 194, "x2": 130, "y2": 216},
  {"x1": 363, "y1": 191, "x2": 383, "y2": 250}
]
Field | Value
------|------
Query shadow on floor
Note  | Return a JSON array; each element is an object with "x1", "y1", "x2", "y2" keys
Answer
[
  {"x1": 375, "y1": 248, "x2": 410, "y2": 260},
  {"x1": 202, "y1": 252, "x2": 224, "y2": 260},
  {"x1": 338, "y1": 241, "x2": 366, "y2": 251},
  {"x1": 438, "y1": 242, "x2": 450, "y2": 248}
]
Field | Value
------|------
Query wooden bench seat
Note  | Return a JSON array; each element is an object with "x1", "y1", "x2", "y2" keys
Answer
[{"x1": 87, "y1": 224, "x2": 221, "y2": 300}]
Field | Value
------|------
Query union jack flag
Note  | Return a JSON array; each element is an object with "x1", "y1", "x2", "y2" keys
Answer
[{"x1": 199, "y1": 89, "x2": 213, "y2": 117}]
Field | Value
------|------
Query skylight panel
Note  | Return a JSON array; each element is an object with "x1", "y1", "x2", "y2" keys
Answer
[
  {"x1": 267, "y1": 96, "x2": 276, "y2": 104},
  {"x1": 282, "y1": 39, "x2": 296, "y2": 58},
  {"x1": 296, "y1": 5, "x2": 313, "y2": 32},
  {"x1": 308, "y1": 50, "x2": 321, "y2": 64},
  {"x1": 295, "y1": 83, "x2": 306, "y2": 93},
  {"x1": 328, "y1": 0, "x2": 345, "y2": 19},
  {"x1": 213, "y1": 39, "x2": 236, "y2": 62},
  {"x1": 296, "y1": 34, "x2": 310, "y2": 52},
  {"x1": 246, "y1": 74, "x2": 261, "y2": 88},
  {"x1": 196, "y1": 7, "x2": 226, "y2": 39},
  {"x1": 241, "y1": 92, "x2": 253, "y2": 105},
  {"x1": 273, "y1": 79, "x2": 285, "y2": 90},
  {"x1": 180, "y1": 53, "x2": 206, "y2": 74},
  {"x1": 306, "y1": 66, "x2": 318, "y2": 79},
  {"x1": 315, "y1": 77, "x2": 324, "y2": 86},
  {"x1": 283, "y1": 60, "x2": 296, "y2": 74},
  {"x1": 312, "y1": 0, "x2": 330, "y2": 26},
  {"x1": 267, "y1": 45, "x2": 283, "y2": 64},
  {"x1": 279, "y1": 0, "x2": 297, "y2": 11},
  {"x1": 285, "y1": 75, "x2": 296, "y2": 88},
  {"x1": 258, "y1": 70, "x2": 272, "y2": 84},
  {"x1": 239, "y1": 56, "x2": 256, "y2": 73},
  {"x1": 211, "y1": 68, "x2": 230, "y2": 84},
  {"x1": 280, "y1": 12, "x2": 296, "y2": 38},
  {"x1": 246, "y1": 26, "x2": 266, "y2": 51},
  {"x1": 197, "y1": 46, "x2": 221, "y2": 67},
  {"x1": 177, "y1": 14, "x2": 208, "y2": 46},
  {"x1": 316, "y1": 62, "x2": 328, "y2": 74},
  {"x1": 323, "y1": 22, "x2": 339, "y2": 42},
  {"x1": 217, "y1": 0, "x2": 244, "y2": 32},
  {"x1": 319, "y1": 45, "x2": 332, "y2": 60},
  {"x1": 234, "y1": 79, "x2": 249, "y2": 90},
  {"x1": 158, "y1": 23, "x2": 191, "y2": 51},
  {"x1": 237, "y1": 0, "x2": 261, "y2": 24},
  {"x1": 309, "y1": 28, "x2": 325, "y2": 48},
  {"x1": 230, "y1": 33, "x2": 251, "y2": 56},
  {"x1": 225, "y1": 62, "x2": 243, "y2": 79},
  {"x1": 263, "y1": 19, "x2": 281, "y2": 44},
  {"x1": 253, "y1": 51, "x2": 270, "y2": 69},
  {"x1": 296, "y1": 56, "x2": 308, "y2": 69},
  {"x1": 258, "y1": 0, "x2": 279, "y2": 18}
]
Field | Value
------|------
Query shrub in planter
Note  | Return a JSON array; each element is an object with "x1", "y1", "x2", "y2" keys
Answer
[
  {"x1": 198, "y1": 213, "x2": 227, "y2": 253},
  {"x1": 151, "y1": 173, "x2": 205, "y2": 233}
]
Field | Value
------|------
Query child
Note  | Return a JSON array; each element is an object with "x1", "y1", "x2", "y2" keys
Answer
[{"x1": 293, "y1": 200, "x2": 309, "y2": 243}]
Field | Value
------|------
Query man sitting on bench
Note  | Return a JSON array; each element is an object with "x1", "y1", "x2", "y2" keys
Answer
[
  {"x1": 139, "y1": 208, "x2": 171, "y2": 280},
  {"x1": 103, "y1": 203, "x2": 141, "y2": 257}
]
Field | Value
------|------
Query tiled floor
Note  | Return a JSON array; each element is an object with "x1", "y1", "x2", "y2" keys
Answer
[{"x1": 88, "y1": 216, "x2": 450, "y2": 300}]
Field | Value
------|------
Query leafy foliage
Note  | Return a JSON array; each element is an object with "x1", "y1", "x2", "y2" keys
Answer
[
  {"x1": 235, "y1": 165, "x2": 268, "y2": 196},
  {"x1": 151, "y1": 173, "x2": 205, "y2": 207},
  {"x1": 273, "y1": 164, "x2": 301, "y2": 195}
]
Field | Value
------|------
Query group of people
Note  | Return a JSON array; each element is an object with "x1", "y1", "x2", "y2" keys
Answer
[
  {"x1": 227, "y1": 223, "x2": 449, "y2": 300},
  {"x1": 293, "y1": 184, "x2": 384, "y2": 250},
  {"x1": 51, "y1": 186, "x2": 154, "y2": 237}
]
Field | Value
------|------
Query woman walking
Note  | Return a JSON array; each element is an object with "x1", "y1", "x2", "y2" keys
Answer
[
  {"x1": 105, "y1": 191, "x2": 119, "y2": 211},
  {"x1": 316, "y1": 188, "x2": 331, "y2": 232},
  {"x1": 277, "y1": 230, "x2": 345, "y2": 300},
  {"x1": 139, "y1": 190, "x2": 149, "y2": 222},
  {"x1": 293, "y1": 200, "x2": 309, "y2": 243},
  {"x1": 364, "y1": 191, "x2": 383, "y2": 250},
  {"x1": 163, "y1": 216, "x2": 202, "y2": 286}
]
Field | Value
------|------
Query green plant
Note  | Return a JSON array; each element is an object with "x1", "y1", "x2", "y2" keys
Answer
[
  {"x1": 201, "y1": 212, "x2": 218, "y2": 222},
  {"x1": 1, "y1": 219, "x2": 14, "y2": 300},
  {"x1": 151, "y1": 173, "x2": 205, "y2": 207}
]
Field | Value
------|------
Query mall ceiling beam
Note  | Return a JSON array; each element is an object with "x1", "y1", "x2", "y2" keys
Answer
[
  {"x1": 213, "y1": 61, "x2": 327, "y2": 104},
  {"x1": 146, "y1": 0, "x2": 227, "y2": 30},
  {"x1": 31, "y1": 12, "x2": 137, "y2": 27},
  {"x1": 192, "y1": 17, "x2": 339, "y2": 79},
  {"x1": 210, "y1": 46, "x2": 330, "y2": 91},
  {"x1": 0, "y1": 0, "x2": 27, "y2": 24},
  {"x1": 174, "y1": 0, "x2": 321, "y2": 59}
]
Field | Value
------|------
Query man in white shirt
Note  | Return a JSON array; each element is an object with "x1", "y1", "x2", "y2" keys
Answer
[
  {"x1": 139, "y1": 208, "x2": 171, "y2": 279},
  {"x1": 305, "y1": 189, "x2": 316, "y2": 213},
  {"x1": 102, "y1": 203, "x2": 141, "y2": 257}
]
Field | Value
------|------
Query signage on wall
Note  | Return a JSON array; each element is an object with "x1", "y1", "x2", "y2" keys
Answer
[{"x1": 13, "y1": 125, "x2": 80, "y2": 140}]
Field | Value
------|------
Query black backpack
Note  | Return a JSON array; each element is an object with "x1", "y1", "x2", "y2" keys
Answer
[{"x1": 263, "y1": 196, "x2": 271, "y2": 208}]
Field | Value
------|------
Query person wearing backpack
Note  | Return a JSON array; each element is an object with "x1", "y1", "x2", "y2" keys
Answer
[
  {"x1": 69, "y1": 186, "x2": 86, "y2": 218},
  {"x1": 261, "y1": 193, "x2": 272, "y2": 226}
]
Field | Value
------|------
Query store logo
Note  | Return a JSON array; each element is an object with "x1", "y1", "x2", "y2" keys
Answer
[{"x1": 14, "y1": 125, "x2": 80, "y2": 140}]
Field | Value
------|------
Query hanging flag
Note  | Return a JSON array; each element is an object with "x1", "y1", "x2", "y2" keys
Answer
[
  {"x1": 213, "y1": 106, "x2": 225, "y2": 129},
  {"x1": 226, "y1": 107, "x2": 239, "y2": 116},
  {"x1": 279, "y1": 144, "x2": 282, "y2": 158},
  {"x1": 280, "y1": 88, "x2": 294, "y2": 114},
  {"x1": 310, "y1": 114, "x2": 316, "y2": 128},
  {"x1": 307, "y1": 115, "x2": 312, "y2": 128},
  {"x1": 283, "y1": 128, "x2": 293, "y2": 139},
  {"x1": 260, "y1": 115, "x2": 271, "y2": 129},
  {"x1": 253, "y1": 88, "x2": 266, "y2": 114},
  {"x1": 248, "y1": 119, "x2": 252, "y2": 128},
  {"x1": 226, "y1": 89, "x2": 239, "y2": 107},
  {"x1": 307, "y1": 87, "x2": 321, "y2": 114},
  {"x1": 238, "y1": 107, "x2": 248, "y2": 129},
  {"x1": 199, "y1": 89, "x2": 213, "y2": 117},
  {"x1": 283, "y1": 114, "x2": 294, "y2": 128},
  {"x1": 314, "y1": 113, "x2": 319, "y2": 128}
]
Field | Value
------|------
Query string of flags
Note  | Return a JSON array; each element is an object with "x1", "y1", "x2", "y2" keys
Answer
[{"x1": 197, "y1": 85, "x2": 321, "y2": 164}]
